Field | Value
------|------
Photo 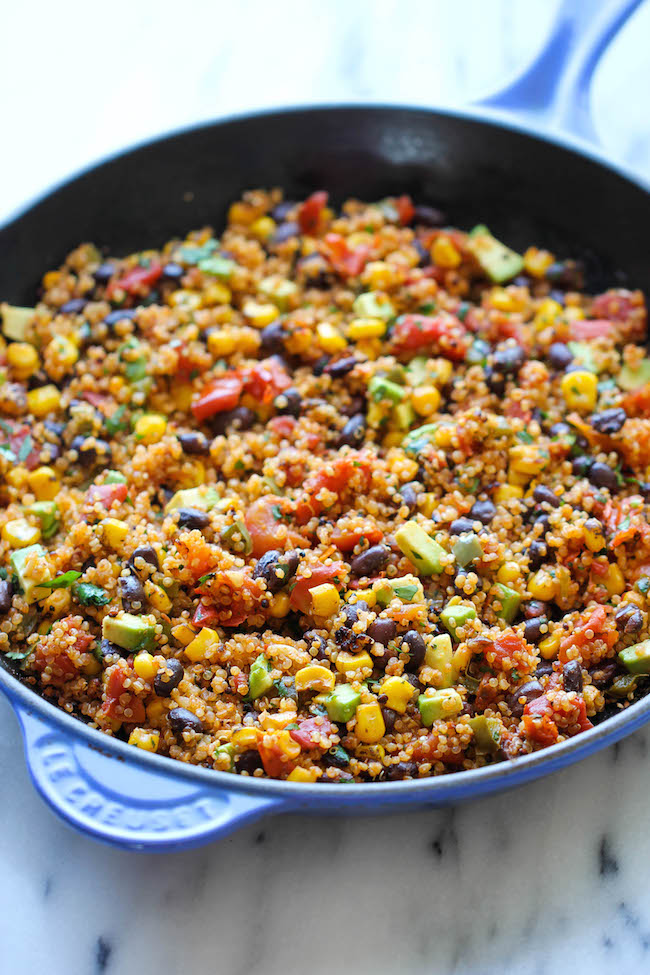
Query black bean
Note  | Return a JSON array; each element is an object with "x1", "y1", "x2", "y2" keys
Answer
[
  {"x1": 384, "y1": 761, "x2": 419, "y2": 781},
  {"x1": 324, "y1": 745, "x2": 350, "y2": 768},
  {"x1": 259, "y1": 320, "x2": 286, "y2": 355},
  {"x1": 324, "y1": 356, "x2": 358, "y2": 378},
  {"x1": 450, "y1": 517, "x2": 476, "y2": 535},
  {"x1": 60, "y1": 297, "x2": 87, "y2": 315},
  {"x1": 547, "y1": 343, "x2": 573, "y2": 370},
  {"x1": 94, "y1": 263, "x2": 115, "y2": 284},
  {"x1": 402, "y1": 630, "x2": 426, "y2": 671},
  {"x1": 104, "y1": 309, "x2": 137, "y2": 328},
  {"x1": 367, "y1": 618, "x2": 397, "y2": 646},
  {"x1": 252, "y1": 549, "x2": 300, "y2": 593},
  {"x1": 524, "y1": 599, "x2": 548, "y2": 619},
  {"x1": 638, "y1": 482, "x2": 650, "y2": 501},
  {"x1": 271, "y1": 221, "x2": 299, "y2": 246},
  {"x1": 546, "y1": 260, "x2": 584, "y2": 290},
  {"x1": 397, "y1": 482, "x2": 419, "y2": 514},
  {"x1": 0, "y1": 580, "x2": 13, "y2": 614},
  {"x1": 271, "y1": 201, "x2": 297, "y2": 222},
  {"x1": 590, "y1": 408, "x2": 627, "y2": 435},
  {"x1": 563, "y1": 660, "x2": 583, "y2": 693},
  {"x1": 507, "y1": 679, "x2": 544, "y2": 718},
  {"x1": 178, "y1": 431, "x2": 209, "y2": 455},
  {"x1": 43, "y1": 420, "x2": 65, "y2": 440},
  {"x1": 235, "y1": 750, "x2": 264, "y2": 774},
  {"x1": 470, "y1": 500, "x2": 496, "y2": 524},
  {"x1": 168, "y1": 707, "x2": 203, "y2": 735},
  {"x1": 413, "y1": 239, "x2": 431, "y2": 267},
  {"x1": 572, "y1": 455, "x2": 594, "y2": 477},
  {"x1": 341, "y1": 601, "x2": 369, "y2": 626},
  {"x1": 589, "y1": 661, "x2": 618, "y2": 688},
  {"x1": 304, "y1": 630, "x2": 328, "y2": 660},
  {"x1": 527, "y1": 540, "x2": 547, "y2": 571},
  {"x1": 615, "y1": 603, "x2": 643, "y2": 634},
  {"x1": 588, "y1": 462, "x2": 618, "y2": 493},
  {"x1": 176, "y1": 507, "x2": 210, "y2": 530},
  {"x1": 99, "y1": 637, "x2": 124, "y2": 658},
  {"x1": 40, "y1": 443, "x2": 61, "y2": 464},
  {"x1": 129, "y1": 545, "x2": 159, "y2": 571},
  {"x1": 118, "y1": 573, "x2": 147, "y2": 612},
  {"x1": 484, "y1": 365, "x2": 505, "y2": 397},
  {"x1": 524, "y1": 616, "x2": 547, "y2": 644},
  {"x1": 493, "y1": 344, "x2": 526, "y2": 375},
  {"x1": 154, "y1": 658, "x2": 184, "y2": 696},
  {"x1": 210, "y1": 406, "x2": 256, "y2": 436},
  {"x1": 71, "y1": 436, "x2": 111, "y2": 467},
  {"x1": 274, "y1": 388, "x2": 301, "y2": 416},
  {"x1": 533, "y1": 485, "x2": 561, "y2": 508},
  {"x1": 413, "y1": 205, "x2": 446, "y2": 227},
  {"x1": 312, "y1": 356, "x2": 329, "y2": 377},
  {"x1": 161, "y1": 262, "x2": 184, "y2": 280},
  {"x1": 549, "y1": 421, "x2": 572, "y2": 439},
  {"x1": 350, "y1": 545, "x2": 389, "y2": 578},
  {"x1": 535, "y1": 660, "x2": 554, "y2": 678},
  {"x1": 338, "y1": 413, "x2": 366, "y2": 448},
  {"x1": 381, "y1": 707, "x2": 398, "y2": 733}
]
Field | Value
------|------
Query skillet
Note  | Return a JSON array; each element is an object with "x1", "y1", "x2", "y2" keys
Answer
[{"x1": 0, "y1": 0, "x2": 649, "y2": 850}]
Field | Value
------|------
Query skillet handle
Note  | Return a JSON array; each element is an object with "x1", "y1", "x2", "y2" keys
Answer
[
  {"x1": 474, "y1": 0, "x2": 642, "y2": 145},
  {"x1": 11, "y1": 702, "x2": 286, "y2": 851}
]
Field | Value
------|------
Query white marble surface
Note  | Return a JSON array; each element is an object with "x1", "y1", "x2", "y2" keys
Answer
[{"x1": 1, "y1": 1, "x2": 650, "y2": 973}]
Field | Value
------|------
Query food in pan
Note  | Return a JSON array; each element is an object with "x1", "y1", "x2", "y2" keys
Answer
[{"x1": 0, "y1": 188, "x2": 648, "y2": 783}]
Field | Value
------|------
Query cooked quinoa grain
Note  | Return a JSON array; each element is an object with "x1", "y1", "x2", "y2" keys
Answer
[{"x1": 1, "y1": 188, "x2": 649, "y2": 783}]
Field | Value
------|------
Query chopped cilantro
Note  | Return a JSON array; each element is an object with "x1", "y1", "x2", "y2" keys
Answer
[
  {"x1": 74, "y1": 583, "x2": 110, "y2": 607},
  {"x1": 40, "y1": 570, "x2": 82, "y2": 589}
]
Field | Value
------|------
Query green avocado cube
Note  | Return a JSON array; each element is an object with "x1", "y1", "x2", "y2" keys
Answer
[
  {"x1": 618, "y1": 640, "x2": 650, "y2": 675},
  {"x1": 452, "y1": 532, "x2": 483, "y2": 568},
  {"x1": 213, "y1": 743, "x2": 235, "y2": 769},
  {"x1": 368, "y1": 375, "x2": 406, "y2": 404},
  {"x1": 199, "y1": 255, "x2": 237, "y2": 280},
  {"x1": 424, "y1": 633, "x2": 454, "y2": 687},
  {"x1": 27, "y1": 501, "x2": 59, "y2": 540},
  {"x1": 393, "y1": 401, "x2": 415, "y2": 431},
  {"x1": 406, "y1": 356, "x2": 429, "y2": 385},
  {"x1": 353, "y1": 291, "x2": 395, "y2": 321},
  {"x1": 394, "y1": 521, "x2": 447, "y2": 575},
  {"x1": 440, "y1": 604, "x2": 477, "y2": 638},
  {"x1": 374, "y1": 574, "x2": 424, "y2": 607},
  {"x1": 617, "y1": 358, "x2": 650, "y2": 392},
  {"x1": 325, "y1": 683, "x2": 361, "y2": 722},
  {"x1": 468, "y1": 225, "x2": 524, "y2": 283},
  {"x1": 418, "y1": 688, "x2": 463, "y2": 726},
  {"x1": 259, "y1": 275, "x2": 298, "y2": 309},
  {"x1": 469, "y1": 714, "x2": 501, "y2": 753},
  {"x1": 567, "y1": 341, "x2": 601, "y2": 375},
  {"x1": 165, "y1": 486, "x2": 220, "y2": 514},
  {"x1": 105, "y1": 470, "x2": 128, "y2": 485},
  {"x1": 494, "y1": 583, "x2": 522, "y2": 623},
  {"x1": 10, "y1": 544, "x2": 47, "y2": 602},
  {"x1": 1, "y1": 303, "x2": 35, "y2": 342},
  {"x1": 102, "y1": 613, "x2": 155, "y2": 652},
  {"x1": 248, "y1": 653, "x2": 274, "y2": 700}
]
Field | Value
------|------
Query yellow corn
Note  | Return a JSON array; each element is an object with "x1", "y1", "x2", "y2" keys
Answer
[
  {"x1": 539, "y1": 632, "x2": 560, "y2": 660},
  {"x1": 604, "y1": 563, "x2": 625, "y2": 597},
  {"x1": 347, "y1": 317, "x2": 386, "y2": 340},
  {"x1": 172, "y1": 623, "x2": 197, "y2": 646},
  {"x1": 294, "y1": 664, "x2": 336, "y2": 693},
  {"x1": 26, "y1": 384, "x2": 61, "y2": 417},
  {"x1": 47, "y1": 335, "x2": 78, "y2": 370},
  {"x1": 169, "y1": 289, "x2": 202, "y2": 310},
  {"x1": 528, "y1": 569, "x2": 555, "y2": 600},
  {"x1": 287, "y1": 766, "x2": 319, "y2": 783},
  {"x1": 269, "y1": 592, "x2": 291, "y2": 618},
  {"x1": 171, "y1": 383, "x2": 194, "y2": 411},
  {"x1": 382, "y1": 432, "x2": 404, "y2": 449},
  {"x1": 380, "y1": 675, "x2": 416, "y2": 714},
  {"x1": 207, "y1": 329, "x2": 237, "y2": 357},
  {"x1": 564, "y1": 306, "x2": 585, "y2": 321},
  {"x1": 431, "y1": 236, "x2": 461, "y2": 269},
  {"x1": 228, "y1": 201, "x2": 259, "y2": 226},
  {"x1": 128, "y1": 728, "x2": 160, "y2": 752},
  {"x1": 316, "y1": 321, "x2": 347, "y2": 354},
  {"x1": 335, "y1": 650, "x2": 373, "y2": 674},
  {"x1": 243, "y1": 300, "x2": 278, "y2": 328},
  {"x1": 362, "y1": 261, "x2": 400, "y2": 290},
  {"x1": 347, "y1": 589, "x2": 377, "y2": 609},
  {"x1": 560, "y1": 370, "x2": 598, "y2": 412},
  {"x1": 509, "y1": 444, "x2": 549, "y2": 478},
  {"x1": 2, "y1": 518, "x2": 40, "y2": 548},
  {"x1": 250, "y1": 216, "x2": 276, "y2": 241},
  {"x1": 495, "y1": 484, "x2": 523, "y2": 503},
  {"x1": 146, "y1": 699, "x2": 167, "y2": 724},
  {"x1": 434, "y1": 425, "x2": 454, "y2": 449},
  {"x1": 489, "y1": 288, "x2": 525, "y2": 313},
  {"x1": 6, "y1": 467, "x2": 28, "y2": 489},
  {"x1": 355, "y1": 702, "x2": 386, "y2": 743},
  {"x1": 523, "y1": 247, "x2": 554, "y2": 278},
  {"x1": 134, "y1": 414, "x2": 167, "y2": 445},
  {"x1": 185, "y1": 626, "x2": 219, "y2": 662},
  {"x1": 497, "y1": 562, "x2": 521, "y2": 584},
  {"x1": 102, "y1": 518, "x2": 129, "y2": 549},
  {"x1": 232, "y1": 728, "x2": 260, "y2": 750},
  {"x1": 430, "y1": 358, "x2": 453, "y2": 386},
  {"x1": 584, "y1": 518, "x2": 606, "y2": 552},
  {"x1": 412, "y1": 385, "x2": 441, "y2": 417},
  {"x1": 534, "y1": 298, "x2": 563, "y2": 331},
  {"x1": 42, "y1": 587, "x2": 71, "y2": 616},
  {"x1": 7, "y1": 342, "x2": 40, "y2": 378},
  {"x1": 310, "y1": 582, "x2": 340, "y2": 616},
  {"x1": 27, "y1": 466, "x2": 60, "y2": 501},
  {"x1": 202, "y1": 282, "x2": 232, "y2": 306},
  {"x1": 144, "y1": 579, "x2": 172, "y2": 613},
  {"x1": 133, "y1": 652, "x2": 158, "y2": 680}
]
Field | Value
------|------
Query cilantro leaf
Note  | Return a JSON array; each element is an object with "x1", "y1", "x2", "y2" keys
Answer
[
  {"x1": 40, "y1": 571, "x2": 82, "y2": 589},
  {"x1": 74, "y1": 583, "x2": 110, "y2": 606}
]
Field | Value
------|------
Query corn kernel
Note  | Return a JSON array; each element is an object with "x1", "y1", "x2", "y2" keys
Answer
[
  {"x1": 539, "y1": 632, "x2": 560, "y2": 660},
  {"x1": 102, "y1": 518, "x2": 129, "y2": 550},
  {"x1": 497, "y1": 562, "x2": 521, "y2": 584},
  {"x1": 6, "y1": 467, "x2": 28, "y2": 489},
  {"x1": 355, "y1": 702, "x2": 386, "y2": 743},
  {"x1": 347, "y1": 317, "x2": 386, "y2": 340},
  {"x1": 495, "y1": 484, "x2": 523, "y2": 503},
  {"x1": 604, "y1": 563, "x2": 625, "y2": 597},
  {"x1": 431, "y1": 358, "x2": 453, "y2": 386},
  {"x1": 202, "y1": 282, "x2": 232, "y2": 306},
  {"x1": 171, "y1": 383, "x2": 194, "y2": 411},
  {"x1": 564, "y1": 306, "x2": 585, "y2": 321},
  {"x1": 134, "y1": 413, "x2": 167, "y2": 445},
  {"x1": 128, "y1": 728, "x2": 160, "y2": 752},
  {"x1": 26, "y1": 384, "x2": 61, "y2": 417},
  {"x1": 316, "y1": 321, "x2": 347, "y2": 354},
  {"x1": 560, "y1": 370, "x2": 598, "y2": 412},
  {"x1": 2, "y1": 518, "x2": 40, "y2": 548},
  {"x1": 412, "y1": 385, "x2": 441, "y2": 417},
  {"x1": 42, "y1": 588, "x2": 71, "y2": 616},
  {"x1": 287, "y1": 766, "x2": 319, "y2": 782},
  {"x1": 242, "y1": 300, "x2": 278, "y2": 329},
  {"x1": 47, "y1": 335, "x2": 78, "y2": 370},
  {"x1": 534, "y1": 298, "x2": 563, "y2": 331},
  {"x1": 27, "y1": 466, "x2": 60, "y2": 501},
  {"x1": 83, "y1": 656, "x2": 102, "y2": 677},
  {"x1": 362, "y1": 261, "x2": 400, "y2": 290},
  {"x1": 146, "y1": 699, "x2": 167, "y2": 724},
  {"x1": 432, "y1": 236, "x2": 461, "y2": 269},
  {"x1": 169, "y1": 289, "x2": 202, "y2": 310},
  {"x1": 250, "y1": 216, "x2": 276, "y2": 241},
  {"x1": 228, "y1": 201, "x2": 260, "y2": 226},
  {"x1": 528, "y1": 569, "x2": 555, "y2": 600},
  {"x1": 144, "y1": 579, "x2": 172, "y2": 613},
  {"x1": 584, "y1": 518, "x2": 606, "y2": 552},
  {"x1": 381, "y1": 675, "x2": 416, "y2": 714},
  {"x1": 172, "y1": 623, "x2": 197, "y2": 646},
  {"x1": 185, "y1": 626, "x2": 219, "y2": 662},
  {"x1": 269, "y1": 592, "x2": 291, "y2": 618},
  {"x1": 382, "y1": 432, "x2": 404, "y2": 448},
  {"x1": 7, "y1": 342, "x2": 39, "y2": 378},
  {"x1": 336, "y1": 650, "x2": 373, "y2": 674},
  {"x1": 434, "y1": 425, "x2": 454, "y2": 449},
  {"x1": 523, "y1": 247, "x2": 554, "y2": 278},
  {"x1": 489, "y1": 288, "x2": 523, "y2": 313},
  {"x1": 509, "y1": 444, "x2": 549, "y2": 478},
  {"x1": 294, "y1": 664, "x2": 336, "y2": 693},
  {"x1": 133, "y1": 652, "x2": 158, "y2": 680},
  {"x1": 207, "y1": 329, "x2": 237, "y2": 357},
  {"x1": 310, "y1": 582, "x2": 340, "y2": 617},
  {"x1": 232, "y1": 728, "x2": 261, "y2": 750},
  {"x1": 347, "y1": 589, "x2": 377, "y2": 609}
]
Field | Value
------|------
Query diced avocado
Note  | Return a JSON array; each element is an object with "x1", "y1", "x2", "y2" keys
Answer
[
  {"x1": 368, "y1": 375, "x2": 406, "y2": 404},
  {"x1": 567, "y1": 341, "x2": 600, "y2": 374},
  {"x1": 374, "y1": 574, "x2": 424, "y2": 607},
  {"x1": 248, "y1": 653, "x2": 274, "y2": 700},
  {"x1": 213, "y1": 743, "x2": 235, "y2": 769},
  {"x1": 353, "y1": 292, "x2": 395, "y2": 321},
  {"x1": 199, "y1": 255, "x2": 237, "y2": 280},
  {"x1": 105, "y1": 470, "x2": 128, "y2": 485},
  {"x1": 10, "y1": 544, "x2": 47, "y2": 603},
  {"x1": 325, "y1": 683, "x2": 361, "y2": 722},
  {"x1": 406, "y1": 355, "x2": 429, "y2": 385},
  {"x1": 165, "y1": 486, "x2": 220, "y2": 514},
  {"x1": 617, "y1": 358, "x2": 650, "y2": 392},
  {"x1": 1, "y1": 303, "x2": 35, "y2": 342},
  {"x1": 452, "y1": 532, "x2": 483, "y2": 568},
  {"x1": 418, "y1": 688, "x2": 463, "y2": 726},
  {"x1": 465, "y1": 338, "x2": 491, "y2": 366},
  {"x1": 27, "y1": 501, "x2": 59, "y2": 540},
  {"x1": 469, "y1": 714, "x2": 501, "y2": 753},
  {"x1": 393, "y1": 401, "x2": 415, "y2": 431},
  {"x1": 618, "y1": 640, "x2": 650, "y2": 675},
  {"x1": 440, "y1": 603, "x2": 477, "y2": 638},
  {"x1": 424, "y1": 633, "x2": 454, "y2": 687},
  {"x1": 494, "y1": 583, "x2": 522, "y2": 624},
  {"x1": 259, "y1": 275, "x2": 298, "y2": 310},
  {"x1": 102, "y1": 613, "x2": 155, "y2": 652},
  {"x1": 467, "y1": 225, "x2": 524, "y2": 283},
  {"x1": 394, "y1": 521, "x2": 447, "y2": 576},
  {"x1": 402, "y1": 423, "x2": 438, "y2": 455}
]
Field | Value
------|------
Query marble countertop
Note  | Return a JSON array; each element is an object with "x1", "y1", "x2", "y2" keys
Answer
[{"x1": 1, "y1": 2, "x2": 649, "y2": 973}]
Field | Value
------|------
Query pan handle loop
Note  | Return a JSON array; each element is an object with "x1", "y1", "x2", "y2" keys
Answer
[{"x1": 474, "y1": 0, "x2": 642, "y2": 146}]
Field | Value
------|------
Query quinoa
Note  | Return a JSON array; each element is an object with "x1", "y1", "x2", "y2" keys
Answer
[{"x1": 0, "y1": 188, "x2": 649, "y2": 783}]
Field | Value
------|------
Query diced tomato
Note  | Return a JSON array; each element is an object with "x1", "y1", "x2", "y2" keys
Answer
[
  {"x1": 622, "y1": 383, "x2": 650, "y2": 417},
  {"x1": 322, "y1": 233, "x2": 370, "y2": 277},
  {"x1": 30, "y1": 649, "x2": 77, "y2": 685},
  {"x1": 394, "y1": 195, "x2": 415, "y2": 225},
  {"x1": 101, "y1": 666, "x2": 146, "y2": 723},
  {"x1": 297, "y1": 191, "x2": 328, "y2": 235},
  {"x1": 258, "y1": 738, "x2": 295, "y2": 778},
  {"x1": 522, "y1": 696, "x2": 559, "y2": 747},
  {"x1": 391, "y1": 313, "x2": 469, "y2": 361},
  {"x1": 489, "y1": 631, "x2": 528, "y2": 669},
  {"x1": 559, "y1": 605, "x2": 615, "y2": 664},
  {"x1": 568, "y1": 319, "x2": 612, "y2": 340},
  {"x1": 330, "y1": 524, "x2": 384, "y2": 552},
  {"x1": 290, "y1": 716, "x2": 333, "y2": 750},
  {"x1": 504, "y1": 401, "x2": 532, "y2": 422},
  {"x1": 106, "y1": 262, "x2": 163, "y2": 299},
  {"x1": 243, "y1": 358, "x2": 291, "y2": 405},
  {"x1": 2, "y1": 423, "x2": 41, "y2": 471},
  {"x1": 86, "y1": 482, "x2": 128, "y2": 506},
  {"x1": 83, "y1": 392, "x2": 109, "y2": 409},
  {"x1": 591, "y1": 289, "x2": 646, "y2": 324},
  {"x1": 573, "y1": 696, "x2": 593, "y2": 733},
  {"x1": 268, "y1": 416, "x2": 296, "y2": 439},
  {"x1": 192, "y1": 600, "x2": 222, "y2": 629},
  {"x1": 496, "y1": 320, "x2": 532, "y2": 349},
  {"x1": 295, "y1": 453, "x2": 373, "y2": 525},
  {"x1": 192, "y1": 374, "x2": 243, "y2": 421},
  {"x1": 289, "y1": 562, "x2": 347, "y2": 614},
  {"x1": 244, "y1": 495, "x2": 307, "y2": 559}
]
